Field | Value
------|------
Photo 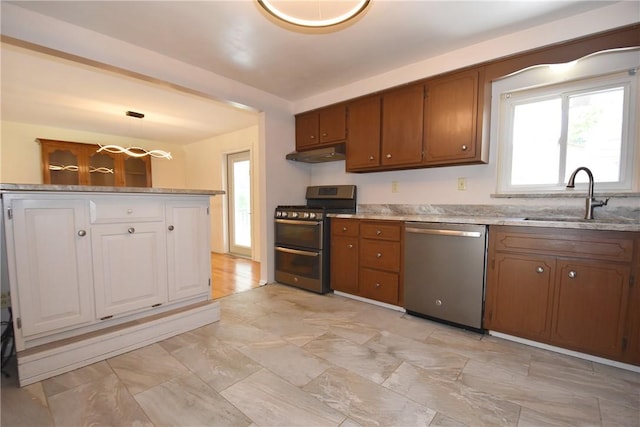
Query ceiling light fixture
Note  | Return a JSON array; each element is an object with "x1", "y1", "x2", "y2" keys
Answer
[
  {"x1": 97, "y1": 144, "x2": 173, "y2": 160},
  {"x1": 257, "y1": 0, "x2": 370, "y2": 28}
]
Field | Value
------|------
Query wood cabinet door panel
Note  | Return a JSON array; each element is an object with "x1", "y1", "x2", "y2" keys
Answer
[
  {"x1": 319, "y1": 105, "x2": 346, "y2": 144},
  {"x1": 346, "y1": 96, "x2": 381, "y2": 170},
  {"x1": 359, "y1": 268, "x2": 399, "y2": 305},
  {"x1": 11, "y1": 199, "x2": 94, "y2": 337},
  {"x1": 424, "y1": 70, "x2": 479, "y2": 164},
  {"x1": 166, "y1": 201, "x2": 211, "y2": 301},
  {"x1": 360, "y1": 240, "x2": 401, "y2": 272},
  {"x1": 295, "y1": 112, "x2": 320, "y2": 150},
  {"x1": 330, "y1": 235, "x2": 359, "y2": 294},
  {"x1": 92, "y1": 222, "x2": 168, "y2": 318},
  {"x1": 485, "y1": 253, "x2": 555, "y2": 341},
  {"x1": 381, "y1": 85, "x2": 424, "y2": 166},
  {"x1": 551, "y1": 260, "x2": 630, "y2": 358}
]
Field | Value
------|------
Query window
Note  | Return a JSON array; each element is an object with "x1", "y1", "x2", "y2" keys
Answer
[{"x1": 494, "y1": 50, "x2": 639, "y2": 194}]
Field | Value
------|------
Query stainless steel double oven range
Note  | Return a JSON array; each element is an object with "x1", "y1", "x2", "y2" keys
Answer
[{"x1": 274, "y1": 185, "x2": 357, "y2": 294}]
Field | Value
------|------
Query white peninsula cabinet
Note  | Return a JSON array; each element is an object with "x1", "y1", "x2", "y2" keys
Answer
[{"x1": 1, "y1": 185, "x2": 223, "y2": 386}]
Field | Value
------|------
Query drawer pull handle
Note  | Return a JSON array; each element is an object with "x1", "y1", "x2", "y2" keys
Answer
[
  {"x1": 376, "y1": 253, "x2": 382, "y2": 258},
  {"x1": 168, "y1": 225, "x2": 175, "y2": 231},
  {"x1": 100, "y1": 315, "x2": 113, "y2": 321},
  {"x1": 77, "y1": 229, "x2": 87, "y2": 237},
  {"x1": 536, "y1": 266, "x2": 544, "y2": 273},
  {"x1": 128, "y1": 227, "x2": 135, "y2": 234},
  {"x1": 568, "y1": 270, "x2": 577, "y2": 279}
]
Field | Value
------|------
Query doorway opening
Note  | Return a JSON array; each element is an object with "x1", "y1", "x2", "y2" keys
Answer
[{"x1": 226, "y1": 150, "x2": 252, "y2": 258}]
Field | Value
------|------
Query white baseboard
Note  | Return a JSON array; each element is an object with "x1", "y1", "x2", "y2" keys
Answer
[
  {"x1": 488, "y1": 330, "x2": 640, "y2": 373},
  {"x1": 17, "y1": 301, "x2": 220, "y2": 386}
]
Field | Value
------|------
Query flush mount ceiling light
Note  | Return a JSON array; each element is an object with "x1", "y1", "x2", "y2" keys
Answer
[{"x1": 257, "y1": 0, "x2": 370, "y2": 28}]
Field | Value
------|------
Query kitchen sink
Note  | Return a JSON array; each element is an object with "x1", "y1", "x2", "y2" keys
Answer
[{"x1": 523, "y1": 217, "x2": 638, "y2": 224}]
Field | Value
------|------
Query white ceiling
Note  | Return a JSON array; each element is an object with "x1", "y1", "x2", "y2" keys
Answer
[{"x1": 1, "y1": 0, "x2": 622, "y2": 144}]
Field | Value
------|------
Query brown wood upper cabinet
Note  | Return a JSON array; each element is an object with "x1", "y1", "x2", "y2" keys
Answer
[
  {"x1": 423, "y1": 68, "x2": 486, "y2": 166},
  {"x1": 39, "y1": 139, "x2": 152, "y2": 187},
  {"x1": 346, "y1": 85, "x2": 424, "y2": 172},
  {"x1": 295, "y1": 104, "x2": 346, "y2": 151}
]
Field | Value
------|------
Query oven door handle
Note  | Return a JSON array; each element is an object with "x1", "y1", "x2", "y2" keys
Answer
[
  {"x1": 275, "y1": 219, "x2": 322, "y2": 226},
  {"x1": 275, "y1": 246, "x2": 320, "y2": 257}
]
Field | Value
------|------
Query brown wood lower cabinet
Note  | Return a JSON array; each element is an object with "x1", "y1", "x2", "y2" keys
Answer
[
  {"x1": 330, "y1": 218, "x2": 403, "y2": 306},
  {"x1": 485, "y1": 226, "x2": 638, "y2": 364}
]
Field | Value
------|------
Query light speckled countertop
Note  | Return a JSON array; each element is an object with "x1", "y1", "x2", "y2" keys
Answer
[
  {"x1": 0, "y1": 183, "x2": 224, "y2": 196},
  {"x1": 332, "y1": 204, "x2": 640, "y2": 232}
]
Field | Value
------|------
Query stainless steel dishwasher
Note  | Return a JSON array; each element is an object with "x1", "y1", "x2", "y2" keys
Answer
[{"x1": 404, "y1": 222, "x2": 487, "y2": 331}]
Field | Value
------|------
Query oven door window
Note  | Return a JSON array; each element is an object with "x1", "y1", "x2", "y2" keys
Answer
[
  {"x1": 275, "y1": 247, "x2": 321, "y2": 280},
  {"x1": 275, "y1": 219, "x2": 323, "y2": 250}
]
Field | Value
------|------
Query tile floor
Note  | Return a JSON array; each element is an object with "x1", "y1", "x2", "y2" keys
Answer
[{"x1": 2, "y1": 283, "x2": 639, "y2": 426}]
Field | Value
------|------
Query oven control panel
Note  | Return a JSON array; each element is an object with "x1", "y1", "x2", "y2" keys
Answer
[{"x1": 275, "y1": 210, "x2": 323, "y2": 220}]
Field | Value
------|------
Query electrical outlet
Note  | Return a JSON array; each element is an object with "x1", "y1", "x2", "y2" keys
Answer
[
  {"x1": 391, "y1": 181, "x2": 399, "y2": 193},
  {"x1": 0, "y1": 291, "x2": 10, "y2": 309},
  {"x1": 457, "y1": 177, "x2": 467, "y2": 191}
]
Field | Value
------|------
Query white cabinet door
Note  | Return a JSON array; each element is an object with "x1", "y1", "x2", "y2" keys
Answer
[
  {"x1": 165, "y1": 200, "x2": 211, "y2": 301},
  {"x1": 10, "y1": 199, "x2": 94, "y2": 337},
  {"x1": 91, "y1": 222, "x2": 167, "y2": 318}
]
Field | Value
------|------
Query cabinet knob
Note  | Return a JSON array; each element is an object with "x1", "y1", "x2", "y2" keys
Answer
[
  {"x1": 77, "y1": 229, "x2": 87, "y2": 237},
  {"x1": 375, "y1": 283, "x2": 381, "y2": 288},
  {"x1": 310, "y1": 135, "x2": 315, "y2": 140},
  {"x1": 168, "y1": 225, "x2": 175, "y2": 231},
  {"x1": 386, "y1": 154, "x2": 392, "y2": 159},
  {"x1": 376, "y1": 252, "x2": 382, "y2": 258},
  {"x1": 568, "y1": 270, "x2": 577, "y2": 279},
  {"x1": 376, "y1": 230, "x2": 382, "y2": 235},
  {"x1": 369, "y1": 156, "x2": 375, "y2": 161},
  {"x1": 342, "y1": 227, "x2": 347, "y2": 231},
  {"x1": 322, "y1": 132, "x2": 328, "y2": 137},
  {"x1": 536, "y1": 266, "x2": 544, "y2": 273},
  {"x1": 348, "y1": 244, "x2": 353, "y2": 249},
  {"x1": 127, "y1": 208, "x2": 133, "y2": 214},
  {"x1": 461, "y1": 145, "x2": 468, "y2": 151},
  {"x1": 128, "y1": 227, "x2": 135, "y2": 234}
]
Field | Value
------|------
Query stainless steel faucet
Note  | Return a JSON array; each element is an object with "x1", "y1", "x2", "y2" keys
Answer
[{"x1": 566, "y1": 166, "x2": 609, "y2": 220}]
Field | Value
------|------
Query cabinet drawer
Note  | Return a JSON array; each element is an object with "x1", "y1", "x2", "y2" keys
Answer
[
  {"x1": 359, "y1": 268, "x2": 399, "y2": 305},
  {"x1": 332, "y1": 218, "x2": 359, "y2": 237},
  {"x1": 360, "y1": 221, "x2": 401, "y2": 241},
  {"x1": 492, "y1": 226, "x2": 634, "y2": 262},
  {"x1": 360, "y1": 239, "x2": 401, "y2": 271},
  {"x1": 90, "y1": 197, "x2": 164, "y2": 223}
]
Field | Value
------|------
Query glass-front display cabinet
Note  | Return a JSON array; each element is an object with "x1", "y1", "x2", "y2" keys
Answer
[{"x1": 39, "y1": 139, "x2": 151, "y2": 187}]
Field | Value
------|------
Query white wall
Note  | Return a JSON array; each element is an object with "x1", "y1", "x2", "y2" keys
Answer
[{"x1": 182, "y1": 125, "x2": 262, "y2": 261}]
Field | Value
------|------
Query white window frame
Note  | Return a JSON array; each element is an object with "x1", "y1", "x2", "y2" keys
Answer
[{"x1": 493, "y1": 48, "x2": 639, "y2": 195}]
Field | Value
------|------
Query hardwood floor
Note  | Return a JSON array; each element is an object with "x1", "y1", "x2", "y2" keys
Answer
[{"x1": 211, "y1": 252, "x2": 261, "y2": 300}]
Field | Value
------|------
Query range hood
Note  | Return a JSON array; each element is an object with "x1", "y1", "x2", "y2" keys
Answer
[{"x1": 286, "y1": 144, "x2": 346, "y2": 163}]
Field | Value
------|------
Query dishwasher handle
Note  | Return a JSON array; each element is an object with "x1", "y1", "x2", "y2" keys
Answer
[{"x1": 405, "y1": 226, "x2": 483, "y2": 238}]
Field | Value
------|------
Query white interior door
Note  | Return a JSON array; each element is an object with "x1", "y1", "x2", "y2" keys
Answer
[{"x1": 227, "y1": 150, "x2": 252, "y2": 257}]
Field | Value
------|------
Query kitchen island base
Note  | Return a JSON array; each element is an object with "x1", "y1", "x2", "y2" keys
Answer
[{"x1": 16, "y1": 300, "x2": 220, "y2": 386}]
